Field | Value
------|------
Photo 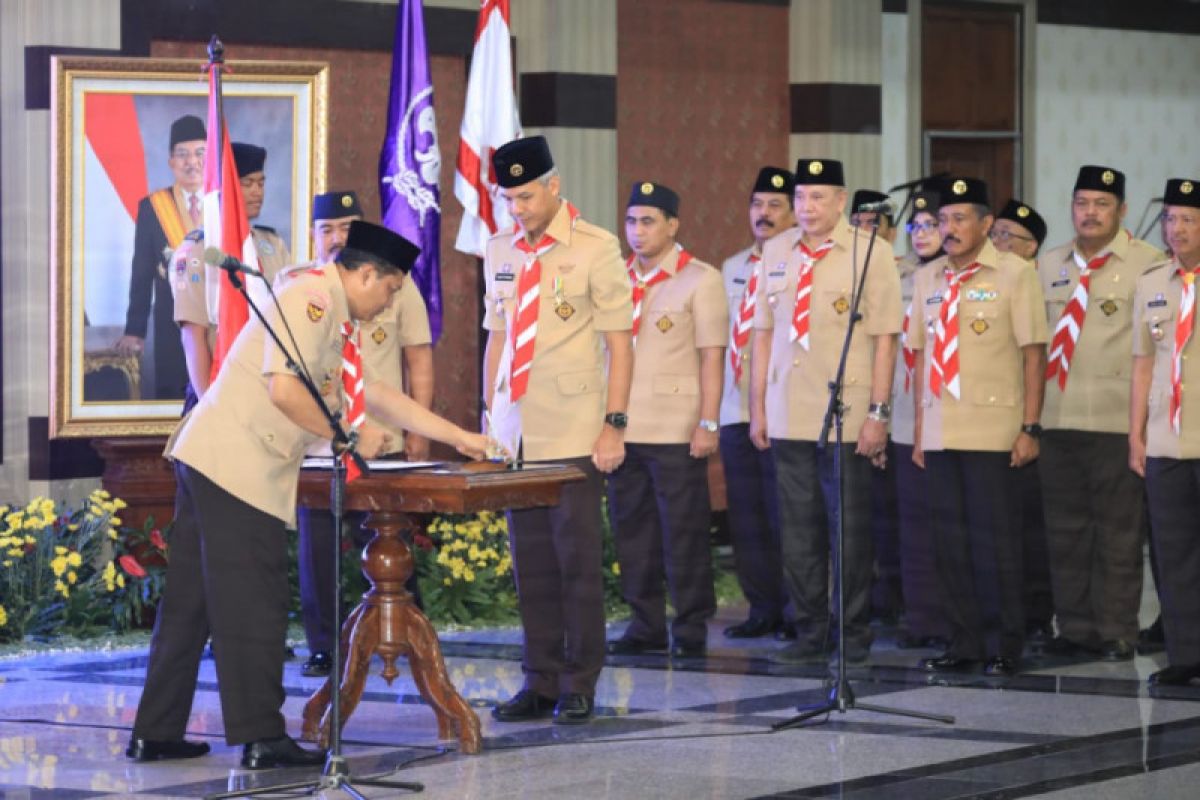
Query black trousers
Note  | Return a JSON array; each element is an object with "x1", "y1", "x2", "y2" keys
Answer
[
  {"x1": 871, "y1": 441, "x2": 904, "y2": 620},
  {"x1": 719, "y1": 424, "x2": 787, "y2": 624},
  {"x1": 1020, "y1": 461, "x2": 1054, "y2": 631},
  {"x1": 772, "y1": 439, "x2": 875, "y2": 648},
  {"x1": 893, "y1": 442, "x2": 948, "y2": 639},
  {"x1": 1040, "y1": 430, "x2": 1146, "y2": 644},
  {"x1": 1144, "y1": 457, "x2": 1200, "y2": 666},
  {"x1": 508, "y1": 457, "x2": 607, "y2": 697},
  {"x1": 924, "y1": 450, "x2": 1025, "y2": 660},
  {"x1": 133, "y1": 462, "x2": 289, "y2": 745},
  {"x1": 608, "y1": 443, "x2": 716, "y2": 645}
]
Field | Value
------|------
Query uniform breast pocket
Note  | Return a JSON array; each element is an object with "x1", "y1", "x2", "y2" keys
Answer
[
  {"x1": 1089, "y1": 296, "x2": 1126, "y2": 323},
  {"x1": 821, "y1": 290, "x2": 853, "y2": 322},
  {"x1": 550, "y1": 269, "x2": 590, "y2": 299},
  {"x1": 969, "y1": 380, "x2": 1017, "y2": 408},
  {"x1": 556, "y1": 368, "x2": 603, "y2": 396},
  {"x1": 959, "y1": 303, "x2": 1000, "y2": 336},
  {"x1": 1045, "y1": 299, "x2": 1066, "y2": 322},
  {"x1": 647, "y1": 304, "x2": 690, "y2": 335},
  {"x1": 653, "y1": 373, "x2": 699, "y2": 396},
  {"x1": 1145, "y1": 312, "x2": 1174, "y2": 352}
]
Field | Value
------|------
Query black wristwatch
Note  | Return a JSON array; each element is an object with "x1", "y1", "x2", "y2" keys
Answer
[
  {"x1": 604, "y1": 412, "x2": 628, "y2": 430},
  {"x1": 1020, "y1": 423, "x2": 1043, "y2": 439}
]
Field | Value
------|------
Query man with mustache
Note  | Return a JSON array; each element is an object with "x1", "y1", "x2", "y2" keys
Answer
[
  {"x1": 1130, "y1": 177, "x2": 1200, "y2": 686},
  {"x1": 117, "y1": 114, "x2": 207, "y2": 399},
  {"x1": 910, "y1": 177, "x2": 1048, "y2": 678},
  {"x1": 719, "y1": 166, "x2": 796, "y2": 641},
  {"x1": 1037, "y1": 166, "x2": 1164, "y2": 661},
  {"x1": 750, "y1": 158, "x2": 902, "y2": 665}
]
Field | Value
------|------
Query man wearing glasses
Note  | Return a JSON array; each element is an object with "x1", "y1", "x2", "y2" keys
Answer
[{"x1": 991, "y1": 200, "x2": 1047, "y2": 264}]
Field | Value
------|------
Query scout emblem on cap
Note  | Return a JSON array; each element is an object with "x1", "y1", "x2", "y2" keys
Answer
[
  {"x1": 372, "y1": 326, "x2": 387, "y2": 344},
  {"x1": 771, "y1": 174, "x2": 785, "y2": 189},
  {"x1": 970, "y1": 317, "x2": 989, "y2": 335},
  {"x1": 656, "y1": 315, "x2": 674, "y2": 333},
  {"x1": 307, "y1": 302, "x2": 325, "y2": 322},
  {"x1": 1183, "y1": 181, "x2": 1195, "y2": 195},
  {"x1": 833, "y1": 296, "x2": 850, "y2": 315},
  {"x1": 1017, "y1": 205, "x2": 1030, "y2": 218},
  {"x1": 641, "y1": 182, "x2": 654, "y2": 194},
  {"x1": 915, "y1": 197, "x2": 927, "y2": 209},
  {"x1": 510, "y1": 163, "x2": 524, "y2": 178},
  {"x1": 341, "y1": 194, "x2": 354, "y2": 208},
  {"x1": 1101, "y1": 170, "x2": 1115, "y2": 186},
  {"x1": 808, "y1": 161, "x2": 823, "y2": 176},
  {"x1": 952, "y1": 180, "x2": 968, "y2": 195}
]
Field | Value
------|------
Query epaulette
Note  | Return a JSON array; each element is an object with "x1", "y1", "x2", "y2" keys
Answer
[{"x1": 253, "y1": 224, "x2": 277, "y2": 235}]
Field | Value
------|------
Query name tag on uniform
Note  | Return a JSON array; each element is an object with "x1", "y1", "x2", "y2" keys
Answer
[
  {"x1": 1148, "y1": 298, "x2": 1168, "y2": 308},
  {"x1": 495, "y1": 272, "x2": 515, "y2": 282},
  {"x1": 926, "y1": 295, "x2": 943, "y2": 305},
  {"x1": 1051, "y1": 279, "x2": 1070, "y2": 288},
  {"x1": 733, "y1": 277, "x2": 746, "y2": 285},
  {"x1": 769, "y1": 270, "x2": 786, "y2": 278}
]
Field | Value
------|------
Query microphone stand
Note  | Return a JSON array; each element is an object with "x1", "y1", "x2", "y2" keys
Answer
[
  {"x1": 1135, "y1": 197, "x2": 1164, "y2": 243},
  {"x1": 206, "y1": 265, "x2": 421, "y2": 798},
  {"x1": 772, "y1": 219, "x2": 955, "y2": 732}
]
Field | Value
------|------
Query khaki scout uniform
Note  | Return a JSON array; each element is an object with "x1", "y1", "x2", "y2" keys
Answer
[
  {"x1": 482, "y1": 200, "x2": 632, "y2": 697},
  {"x1": 718, "y1": 245, "x2": 787, "y2": 628},
  {"x1": 753, "y1": 217, "x2": 903, "y2": 651},
  {"x1": 1133, "y1": 259, "x2": 1200, "y2": 666},
  {"x1": 135, "y1": 267, "x2": 349, "y2": 746},
  {"x1": 608, "y1": 248, "x2": 727, "y2": 648},
  {"x1": 908, "y1": 239, "x2": 1048, "y2": 661},
  {"x1": 1036, "y1": 232, "x2": 1163, "y2": 647}
]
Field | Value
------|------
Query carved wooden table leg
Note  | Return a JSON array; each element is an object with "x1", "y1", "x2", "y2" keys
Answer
[{"x1": 301, "y1": 510, "x2": 482, "y2": 754}]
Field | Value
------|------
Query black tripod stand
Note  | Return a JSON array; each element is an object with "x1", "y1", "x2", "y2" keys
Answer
[
  {"x1": 203, "y1": 259, "x2": 422, "y2": 798},
  {"x1": 773, "y1": 219, "x2": 955, "y2": 732}
]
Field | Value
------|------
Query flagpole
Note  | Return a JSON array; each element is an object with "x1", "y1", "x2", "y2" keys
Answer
[{"x1": 206, "y1": 36, "x2": 225, "y2": 183}]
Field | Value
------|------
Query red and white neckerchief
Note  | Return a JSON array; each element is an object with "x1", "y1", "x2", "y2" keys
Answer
[
  {"x1": 1045, "y1": 251, "x2": 1112, "y2": 390},
  {"x1": 1171, "y1": 265, "x2": 1199, "y2": 434},
  {"x1": 508, "y1": 203, "x2": 580, "y2": 402},
  {"x1": 729, "y1": 252, "x2": 761, "y2": 384},
  {"x1": 627, "y1": 243, "x2": 692, "y2": 340},
  {"x1": 340, "y1": 320, "x2": 366, "y2": 482},
  {"x1": 789, "y1": 238, "x2": 836, "y2": 350},
  {"x1": 929, "y1": 262, "x2": 984, "y2": 399},
  {"x1": 901, "y1": 302, "x2": 915, "y2": 393}
]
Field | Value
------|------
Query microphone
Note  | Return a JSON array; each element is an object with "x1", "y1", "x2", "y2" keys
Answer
[
  {"x1": 203, "y1": 246, "x2": 261, "y2": 277},
  {"x1": 887, "y1": 172, "x2": 949, "y2": 193},
  {"x1": 857, "y1": 200, "x2": 894, "y2": 212}
]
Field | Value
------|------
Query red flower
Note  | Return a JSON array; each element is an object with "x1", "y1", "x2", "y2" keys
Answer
[
  {"x1": 149, "y1": 529, "x2": 166, "y2": 551},
  {"x1": 413, "y1": 533, "x2": 434, "y2": 552},
  {"x1": 119, "y1": 554, "x2": 147, "y2": 578}
]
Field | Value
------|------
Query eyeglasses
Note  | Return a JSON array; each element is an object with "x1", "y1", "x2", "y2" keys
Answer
[
  {"x1": 906, "y1": 221, "x2": 938, "y2": 234},
  {"x1": 989, "y1": 229, "x2": 1034, "y2": 243}
]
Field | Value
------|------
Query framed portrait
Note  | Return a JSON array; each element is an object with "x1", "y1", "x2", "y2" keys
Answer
[{"x1": 50, "y1": 55, "x2": 329, "y2": 437}]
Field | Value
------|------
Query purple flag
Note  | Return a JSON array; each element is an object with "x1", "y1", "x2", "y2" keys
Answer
[{"x1": 379, "y1": 0, "x2": 443, "y2": 340}]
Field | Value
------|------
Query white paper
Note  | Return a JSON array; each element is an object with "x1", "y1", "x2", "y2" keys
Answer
[
  {"x1": 487, "y1": 334, "x2": 523, "y2": 461},
  {"x1": 300, "y1": 458, "x2": 440, "y2": 471}
]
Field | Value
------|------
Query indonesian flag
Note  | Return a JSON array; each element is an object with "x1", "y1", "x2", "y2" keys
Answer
[
  {"x1": 453, "y1": 0, "x2": 522, "y2": 257},
  {"x1": 201, "y1": 66, "x2": 259, "y2": 381}
]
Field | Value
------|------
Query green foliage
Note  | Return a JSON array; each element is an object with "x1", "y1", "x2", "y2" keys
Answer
[{"x1": 413, "y1": 510, "x2": 517, "y2": 625}]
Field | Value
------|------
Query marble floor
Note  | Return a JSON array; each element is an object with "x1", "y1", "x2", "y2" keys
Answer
[{"x1": 1, "y1": 608, "x2": 1197, "y2": 799}]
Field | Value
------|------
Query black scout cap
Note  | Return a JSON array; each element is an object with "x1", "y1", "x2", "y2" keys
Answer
[
  {"x1": 312, "y1": 190, "x2": 364, "y2": 222},
  {"x1": 997, "y1": 199, "x2": 1047, "y2": 246},
  {"x1": 1074, "y1": 165, "x2": 1125, "y2": 201},
  {"x1": 627, "y1": 181, "x2": 680, "y2": 217},
  {"x1": 170, "y1": 115, "x2": 206, "y2": 148},
  {"x1": 493, "y1": 135, "x2": 554, "y2": 188},
  {"x1": 939, "y1": 177, "x2": 990, "y2": 208},
  {"x1": 344, "y1": 220, "x2": 420, "y2": 273},
  {"x1": 752, "y1": 166, "x2": 794, "y2": 196},
  {"x1": 909, "y1": 191, "x2": 940, "y2": 220},
  {"x1": 231, "y1": 142, "x2": 266, "y2": 177},
  {"x1": 1164, "y1": 178, "x2": 1200, "y2": 209},
  {"x1": 794, "y1": 158, "x2": 845, "y2": 187}
]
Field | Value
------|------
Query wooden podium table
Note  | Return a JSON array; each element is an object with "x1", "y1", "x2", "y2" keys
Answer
[{"x1": 296, "y1": 461, "x2": 584, "y2": 755}]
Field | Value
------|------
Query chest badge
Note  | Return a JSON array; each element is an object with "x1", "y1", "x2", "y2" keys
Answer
[
  {"x1": 1152, "y1": 324, "x2": 1166, "y2": 342},
  {"x1": 555, "y1": 300, "x2": 576, "y2": 321},
  {"x1": 832, "y1": 296, "x2": 850, "y2": 315},
  {"x1": 1100, "y1": 299, "x2": 1118, "y2": 316},
  {"x1": 306, "y1": 302, "x2": 325, "y2": 322},
  {"x1": 371, "y1": 326, "x2": 387, "y2": 344},
  {"x1": 970, "y1": 317, "x2": 990, "y2": 335},
  {"x1": 656, "y1": 315, "x2": 674, "y2": 333}
]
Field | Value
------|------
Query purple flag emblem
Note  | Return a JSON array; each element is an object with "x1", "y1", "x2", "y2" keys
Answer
[{"x1": 379, "y1": 0, "x2": 442, "y2": 340}]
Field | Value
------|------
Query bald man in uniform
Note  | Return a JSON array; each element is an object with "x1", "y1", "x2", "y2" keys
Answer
[
  {"x1": 1038, "y1": 166, "x2": 1163, "y2": 661},
  {"x1": 1130, "y1": 177, "x2": 1200, "y2": 686},
  {"x1": 484, "y1": 136, "x2": 633, "y2": 725},
  {"x1": 605, "y1": 181, "x2": 727, "y2": 659},
  {"x1": 911, "y1": 177, "x2": 1048, "y2": 678},
  {"x1": 127, "y1": 221, "x2": 488, "y2": 767},
  {"x1": 750, "y1": 158, "x2": 902, "y2": 665},
  {"x1": 719, "y1": 166, "x2": 795, "y2": 641}
]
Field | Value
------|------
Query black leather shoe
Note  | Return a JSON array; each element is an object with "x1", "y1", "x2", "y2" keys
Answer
[
  {"x1": 770, "y1": 640, "x2": 829, "y2": 664},
  {"x1": 1138, "y1": 618, "x2": 1166, "y2": 655},
  {"x1": 670, "y1": 640, "x2": 706, "y2": 658},
  {"x1": 301, "y1": 651, "x2": 332, "y2": 678},
  {"x1": 774, "y1": 622, "x2": 798, "y2": 641},
  {"x1": 1149, "y1": 664, "x2": 1200, "y2": 686},
  {"x1": 723, "y1": 617, "x2": 776, "y2": 638},
  {"x1": 241, "y1": 735, "x2": 326, "y2": 770},
  {"x1": 491, "y1": 689, "x2": 557, "y2": 722},
  {"x1": 605, "y1": 636, "x2": 668, "y2": 656},
  {"x1": 983, "y1": 656, "x2": 1018, "y2": 677},
  {"x1": 552, "y1": 693, "x2": 594, "y2": 725},
  {"x1": 1039, "y1": 636, "x2": 1087, "y2": 657},
  {"x1": 1100, "y1": 639, "x2": 1135, "y2": 662},
  {"x1": 919, "y1": 654, "x2": 979, "y2": 673},
  {"x1": 126, "y1": 737, "x2": 211, "y2": 762}
]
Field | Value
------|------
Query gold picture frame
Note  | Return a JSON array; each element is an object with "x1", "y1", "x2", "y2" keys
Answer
[{"x1": 50, "y1": 55, "x2": 329, "y2": 437}]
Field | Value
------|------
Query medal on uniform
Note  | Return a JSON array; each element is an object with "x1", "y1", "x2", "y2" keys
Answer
[
  {"x1": 970, "y1": 317, "x2": 989, "y2": 334},
  {"x1": 1100, "y1": 299, "x2": 1118, "y2": 316},
  {"x1": 307, "y1": 302, "x2": 325, "y2": 322},
  {"x1": 833, "y1": 296, "x2": 850, "y2": 314},
  {"x1": 656, "y1": 315, "x2": 673, "y2": 333},
  {"x1": 553, "y1": 275, "x2": 575, "y2": 320},
  {"x1": 1152, "y1": 324, "x2": 1166, "y2": 341},
  {"x1": 372, "y1": 326, "x2": 387, "y2": 344}
]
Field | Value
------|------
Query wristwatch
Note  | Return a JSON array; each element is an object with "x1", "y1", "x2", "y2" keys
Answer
[
  {"x1": 697, "y1": 418, "x2": 719, "y2": 433},
  {"x1": 1020, "y1": 423, "x2": 1043, "y2": 438},
  {"x1": 867, "y1": 402, "x2": 892, "y2": 422},
  {"x1": 604, "y1": 412, "x2": 628, "y2": 430}
]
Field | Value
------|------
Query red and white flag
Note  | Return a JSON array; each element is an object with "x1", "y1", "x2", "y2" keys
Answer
[
  {"x1": 453, "y1": 0, "x2": 521, "y2": 257},
  {"x1": 201, "y1": 66, "x2": 259, "y2": 381}
]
